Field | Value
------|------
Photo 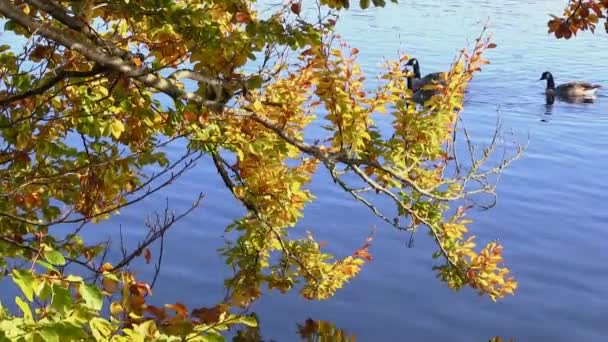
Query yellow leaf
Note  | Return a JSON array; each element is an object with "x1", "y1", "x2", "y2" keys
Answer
[
  {"x1": 375, "y1": 106, "x2": 387, "y2": 114},
  {"x1": 110, "y1": 120, "x2": 125, "y2": 139}
]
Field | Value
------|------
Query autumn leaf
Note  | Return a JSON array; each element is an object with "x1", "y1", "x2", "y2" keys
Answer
[
  {"x1": 235, "y1": 12, "x2": 251, "y2": 23},
  {"x1": 354, "y1": 245, "x2": 373, "y2": 261},
  {"x1": 146, "y1": 305, "x2": 168, "y2": 321},
  {"x1": 99, "y1": 263, "x2": 114, "y2": 273},
  {"x1": 191, "y1": 306, "x2": 223, "y2": 324},
  {"x1": 165, "y1": 302, "x2": 188, "y2": 318},
  {"x1": 144, "y1": 248, "x2": 152, "y2": 264},
  {"x1": 102, "y1": 277, "x2": 119, "y2": 294},
  {"x1": 291, "y1": 2, "x2": 302, "y2": 15},
  {"x1": 129, "y1": 281, "x2": 152, "y2": 296}
]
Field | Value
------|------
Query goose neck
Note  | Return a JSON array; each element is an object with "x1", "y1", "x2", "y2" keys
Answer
[
  {"x1": 546, "y1": 74, "x2": 555, "y2": 89},
  {"x1": 412, "y1": 63, "x2": 421, "y2": 78}
]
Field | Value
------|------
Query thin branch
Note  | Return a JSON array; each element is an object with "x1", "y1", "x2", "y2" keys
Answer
[{"x1": 109, "y1": 193, "x2": 203, "y2": 272}]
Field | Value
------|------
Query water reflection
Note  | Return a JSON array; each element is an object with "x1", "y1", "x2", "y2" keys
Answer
[
  {"x1": 542, "y1": 94, "x2": 554, "y2": 121},
  {"x1": 232, "y1": 317, "x2": 355, "y2": 342},
  {"x1": 542, "y1": 93, "x2": 599, "y2": 121},
  {"x1": 545, "y1": 93, "x2": 597, "y2": 105},
  {"x1": 232, "y1": 317, "x2": 514, "y2": 342}
]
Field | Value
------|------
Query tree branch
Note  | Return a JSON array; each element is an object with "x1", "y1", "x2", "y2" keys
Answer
[
  {"x1": 24, "y1": 0, "x2": 129, "y2": 59},
  {"x1": 0, "y1": 65, "x2": 106, "y2": 106}
]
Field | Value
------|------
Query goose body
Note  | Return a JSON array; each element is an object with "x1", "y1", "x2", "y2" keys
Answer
[
  {"x1": 405, "y1": 58, "x2": 447, "y2": 104},
  {"x1": 540, "y1": 71, "x2": 601, "y2": 98},
  {"x1": 412, "y1": 87, "x2": 439, "y2": 104}
]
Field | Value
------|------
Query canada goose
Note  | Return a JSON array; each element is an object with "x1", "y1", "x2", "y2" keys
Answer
[
  {"x1": 411, "y1": 87, "x2": 440, "y2": 105},
  {"x1": 405, "y1": 58, "x2": 446, "y2": 91},
  {"x1": 539, "y1": 71, "x2": 601, "y2": 98}
]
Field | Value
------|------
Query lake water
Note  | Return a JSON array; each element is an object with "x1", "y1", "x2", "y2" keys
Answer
[
  {"x1": 141, "y1": 1, "x2": 608, "y2": 340},
  {"x1": 9, "y1": 0, "x2": 608, "y2": 341}
]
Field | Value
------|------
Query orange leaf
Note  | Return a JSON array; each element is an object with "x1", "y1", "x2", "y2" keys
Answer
[
  {"x1": 130, "y1": 281, "x2": 152, "y2": 296},
  {"x1": 354, "y1": 244, "x2": 373, "y2": 261},
  {"x1": 99, "y1": 262, "x2": 114, "y2": 273},
  {"x1": 235, "y1": 12, "x2": 250, "y2": 23},
  {"x1": 165, "y1": 302, "x2": 188, "y2": 318},
  {"x1": 102, "y1": 277, "x2": 119, "y2": 294},
  {"x1": 132, "y1": 56, "x2": 143, "y2": 67},
  {"x1": 487, "y1": 43, "x2": 497, "y2": 49},
  {"x1": 183, "y1": 111, "x2": 198, "y2": 122}
]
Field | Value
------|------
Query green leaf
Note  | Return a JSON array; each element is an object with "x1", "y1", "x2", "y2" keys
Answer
[
  {"x1": 12, "y1": 269, "x2": 35, "y2": 301},
  {"x1": 4, "y1": 20, "x2": 17, "y2": 32},
  {"x1": 360, "y1": 0, "x2": 370, "y2": 9},
  {"x1": 232, "y1": 315, "x2": 257, "y2": 327},
  {"x1": 36, "y1": 280, "x2": 52, "y2": 301},
  {"x1": 54, "y1": 321, "x2": 85, "y2": 339},
  {"x1": 64, "y1": 275, "x2": 83, "y2": 283},
  {"x1": 90, "y1": 317, "x2": 114, "y2": 341},
  {"x1": 51, "y1": 284, "x2": 72, "y2": 314},
  {"x1": 80, "y1": 283, "x2": 103, "y2": 311},
  {"x1": 133, "y1": 320, "x2": 158, "y2": 338},
  {"x1": 38, "y1": 328, "x2": 59, "y2": 342},
  {"x1": 246, "y1": 75, "x2": 263, "y2": 90},
  {"x1": 15, "y1": 297, "x2": 32, "y2": 321},
  {"x1": 36, "y1": 260, "x2": 56, "y2": 272},
  {"x1": 96, "y1": 86, "x2": 109, "y2": 98},
  {"x1": 44, "y1": 250, "x2": 66, "y2": 266},
  {"x1": 201, "y1": 332, "x2": 224, "y2": 342}
]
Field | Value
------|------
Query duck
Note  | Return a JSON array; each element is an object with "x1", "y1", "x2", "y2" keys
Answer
[
  {"x1": 539, "y1": 71, "x2": 601, "y2": 98},
  {"x1": 405, "y1": 58, "x2": 446, "y2": 91}
]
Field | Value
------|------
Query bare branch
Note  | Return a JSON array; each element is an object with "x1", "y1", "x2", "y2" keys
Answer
[{"x1": 109, "y1": 193, "x2": 204, "y2": 272}]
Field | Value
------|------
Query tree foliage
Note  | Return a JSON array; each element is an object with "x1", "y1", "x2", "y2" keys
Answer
[
  {"x1": 0, "y1": 0, "x2": 520, "y2": 340},
  {"x1": 548, "y1": 0, "x2": 608, "y2": 38}
]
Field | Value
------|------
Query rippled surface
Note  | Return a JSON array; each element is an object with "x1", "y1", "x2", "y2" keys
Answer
[{"x1": 81, "y1": 1, "x2": 608, "y2": 341}]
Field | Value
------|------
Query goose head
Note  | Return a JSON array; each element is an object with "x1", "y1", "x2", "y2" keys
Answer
[
  {"x1": 539, "y1": 71, "x2": 555, "y2": 90},
  {"x1": 539, "y1": 71, "x2": 553, "y2": 81},
  {"x1": 405, "y1": 58, "x2": 419, "y2": 67},
  {"x1": 405, "y1": 58, "x2": 421, "y2": 78}
]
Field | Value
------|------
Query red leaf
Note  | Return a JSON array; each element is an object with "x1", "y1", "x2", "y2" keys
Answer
[
  {"x1": 146, "y1": 305, "x2": 168, "y2": 320},
  {"x1": 130, "y1": 281, "x2": 152, "y2": 296},
  {"x1": 290, "y1": 2, "x2": 301, "y2": 15},
  {"x1": 144, "y1": 247, "x2": 152, "y2": 264},
  {"x1": 487, "y1": 43, "x2": 497, "y2": 49}
]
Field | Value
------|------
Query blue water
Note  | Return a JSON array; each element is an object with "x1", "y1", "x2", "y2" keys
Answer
[{"x1": 5, "y1": 1, "x2": 607, "y2": 341}]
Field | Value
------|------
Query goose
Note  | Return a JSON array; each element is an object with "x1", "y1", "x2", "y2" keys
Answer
[
  {"x1": 405, "y1": 58, "x2": 446, "y2": 91},
  {"x1": 539, "y1": 71, "x2": 601, "y2": 98},
  {"x1": 411, "y1": 87, "x2": 440, "y2": 105}
]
